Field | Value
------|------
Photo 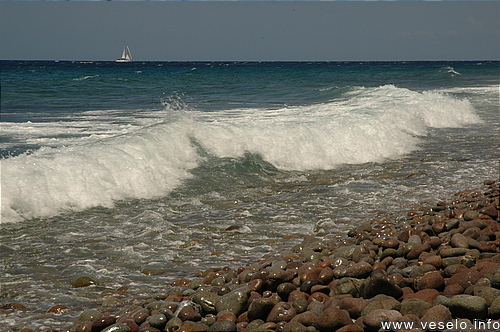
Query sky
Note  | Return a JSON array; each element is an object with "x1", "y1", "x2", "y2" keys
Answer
[{"x1": 1, "y1": 2, "x2": 499, "y2": 61}]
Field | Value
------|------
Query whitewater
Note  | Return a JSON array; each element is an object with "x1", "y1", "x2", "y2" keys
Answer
[{"x1": 1, "y1": 85, "x2": 482, "y2": 222}]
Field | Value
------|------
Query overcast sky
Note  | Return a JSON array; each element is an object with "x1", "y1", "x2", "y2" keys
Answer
[{"x1": 1, "y1": 2, "x2": 499, "y2": 61}]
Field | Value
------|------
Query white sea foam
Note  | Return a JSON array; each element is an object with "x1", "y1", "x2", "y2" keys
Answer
[{"x1": 0, "y1": 85, "x2": 482, "y2": 222}]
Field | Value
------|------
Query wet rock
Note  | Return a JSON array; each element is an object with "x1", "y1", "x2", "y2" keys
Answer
[
  {"x1": 247, "y1": 297, "x2": 275, "y2": 321},
  {"x1": 290, "y1": 310, "x2": 319, "y2": 326},
  {"x1": 463, "y1": 211, "x2": 480, "y2": 221},
  {"x1": 246, "y1": 319, "x2": 265, "y2": 330},
  {"x1": 165, "y1": 317, "x2": 183, "y2": 331},
  {"x1": 91, "y1": 316, "x2": 116, "y2": 331},
  {"x1": 266, "y1": 301, "x2": 296, "y2": 323},
  {"x1": 344, "y1": 261, "x2": 373, "y2": 279},
  {"x1": 449, "y1": 294, "x2": 488, "y2": 320},
  {"x1": 146, "y1": 313, "x2": 168, "y2": 329},
  {"x1": 101, "y1": 323, "x2": 132, "y2": 332},
  {"x1": 337, "y1": 324, "x2": 364, "y2": 332},
  {"x1": 191, "y1": 291, "x2": 220, "y2": 314},
  {"x1": 78, "y1": 309, "x2": 103, "y2": 322},
  {"x1": 178, "y1": 306, "x2": 202, "y2": 322},
  {"x1": 317, "y1": 266, "x2": 334, "y2": 285},
  {"x1": 335, "y1": 245, "x2": 358, "y2": 260},
  {"x1": 118, "y1": 319, "x2": 139, "y2": 332},
  {"x1": 207, "y1": 320, "x2": 237, "y2": 332},
  {"x1": 215, "y1": 289, "x2": 248, "y2": 316},
  {"x1": 331, "y1": 277, "x2": 365, "y2": 297},
  {"x1": 72, "y1": 276, "x2": 98, "y2": 288},
  {"x1": 1, "y1": 302, "x2": 26, "y2": 310},
  {"x1": 408, "y1": 264, "x2": 436, "y2": 279},
  {"x1": 178, "y1": 321, "x2": 209, "y2": 332},
  {"x1": 70, "y1": 322, "x2": 92, "y2": 332},
  {"x1": 300, "y1": 279, "x2": 321, "y2": 293},
  {"x1": 281, "y1": 321, "x2": 309, "y2": 332},
  {"x1": 406, "y1": 243, "x2": 431, "y2": 260}
]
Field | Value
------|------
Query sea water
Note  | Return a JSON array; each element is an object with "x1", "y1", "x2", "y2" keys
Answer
[{"x1": 0, "y1": 61, "x2": 498, "y2": 330}]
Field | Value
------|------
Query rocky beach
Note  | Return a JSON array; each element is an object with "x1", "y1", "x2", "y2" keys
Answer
[{"x1": 6, "y1": 180, "x2": 500, "y2": 332}]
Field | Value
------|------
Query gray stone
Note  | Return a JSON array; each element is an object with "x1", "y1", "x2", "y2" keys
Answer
[
  {"x1": 488, "y1": 296, "x2": 500, "y2": 319},
  {"x1": 78, "y1": 309, "x2": 103, "y2": 322},
  {"x1": 191, "y1": 291, "x2": 220, "y2": 314},
  {"x1": 363, "y1": 309, "x2": 402, "y2": 332},
  {"x1": 101, "y1": 324, "x2": 132, "y2": 332},
  {"x1": 420, "y1": 304, "x2": 452, "y2": 323},
  {"x1": 471, "y1": 286, "x2": 500, "y2": 306},
  {"x1": 362, "y1": 272, "x2": 403, "y2": 300},
  {"x1": 207, "y1": 320, "x2": 237, "y2": 332},
  {"x1": 449, "y1": 294, "x2": 488, "y2": 320},
  {"x1": 165, "y1": 317, "x2": 183, "y2": 331},
  {"x1": 400, "y1": 299, "x2": 432, "y2": 317},
  {"x1": 440, "y1": 248, "x2": 468, "y2": 257},
  {"x1": 362, "y1": 294, "x2": 400, "y2": 316},
  {"x1": 146, "y1": 314, "x2": 167, "y2": 329},
  {"x1": 215, "y1": 289, "x2": 248, "y2": 316},
  {"x1": 463, "y1": 211, "x2": 479, "y2": 221},
  {"x1": 450, "y1": 233, "x2": 469, "y2": 248},
  {"x1": 331, "y1": 277, "x2": 365, "y2": 298},
  {"x1": 247, "y1": 297, "x2": 275, "y2": 321},
  {"x1": 335, "y1": 245, "x2": 358, "y2": 260}
]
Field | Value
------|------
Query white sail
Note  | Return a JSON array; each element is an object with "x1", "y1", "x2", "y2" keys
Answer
[{"x1": 116, "y1": 44, "x2": 132, "y2": 62}]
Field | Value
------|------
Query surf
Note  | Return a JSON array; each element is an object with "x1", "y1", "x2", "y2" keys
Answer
[{"x1": 0, "y1": 85, "x2": 482, "y2": 223}]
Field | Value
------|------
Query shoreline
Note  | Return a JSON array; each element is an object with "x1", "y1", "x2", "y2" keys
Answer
[{"x1": 10, "y1": 180, "x2": 500, "y2": 332}]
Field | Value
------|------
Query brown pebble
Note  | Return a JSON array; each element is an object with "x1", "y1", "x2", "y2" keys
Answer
[
  {"x1": 416, "y1": 271, "x2": 445, "y2": 291},
  {"x1": 337, "y1": 324, "x2": 364, "y2": 332},
  {"x1": 46, "y1": 305, "x2": 68, "y2": 314},
  {"x1": 266, "y1": 301, "x2": 296, "y2": 323},
  {"x1": 178, "y1": 306, "x2": 202, "y2": 322},
  {"x1": 315, "y1": 306, "x2": 352, "y2": 332},
  {"x1": 443, "y1": 283, "x2": 465, "y2": 296},
  {"x1": 216, "y1": 311, "x2": 237, "y2": 323},
  {"x1": 381, "y1": 238, "x2": 400, "y2": 249},
  {"x1": 406, "y1": 243, "x2": 431, "y2": 260},
  {"x1": 338, "y1": 297, "x2": 369, "y2": 318},
  {"x1": 402, "y1": 288, "x2": 439, "y2": 304},
  {"x1": 1, "y1": 303, "x2": 26, "y2": 310}
]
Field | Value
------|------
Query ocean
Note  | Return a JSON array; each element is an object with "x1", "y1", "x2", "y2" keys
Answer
[{"x1": 0, "y1": 61, "x2": 498, "y2": 330}]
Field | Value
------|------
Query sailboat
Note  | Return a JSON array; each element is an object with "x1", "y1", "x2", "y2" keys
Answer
[{"x1": 116, "y1": 43, "x2": 132, "y2": 62}]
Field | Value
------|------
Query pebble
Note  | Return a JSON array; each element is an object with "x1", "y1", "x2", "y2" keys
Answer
[
  {"x1": 72, "y1": 276, "x2": 98, "y2": 288},
  {"x1": 59, "y1": 181, "x2": 499, "y2": 332},
  {"x1": 449, "y1": 294, "x2": 488, "y2": 320}
]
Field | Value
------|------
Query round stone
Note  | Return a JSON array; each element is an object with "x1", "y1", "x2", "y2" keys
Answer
[
  {"x1": 72, "y1": 276, "x2": 98, "y2": 288},
  {"x1": 449, "y1": 294, "x2": 488, "y2": 320}
]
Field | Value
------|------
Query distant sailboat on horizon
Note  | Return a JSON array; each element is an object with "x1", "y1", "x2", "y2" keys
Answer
[{"x1": 116, "y1": 43, "x2": 132, "y2": 62}]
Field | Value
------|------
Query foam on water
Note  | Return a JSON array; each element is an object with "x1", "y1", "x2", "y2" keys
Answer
[{"x1": 0, "y1": 85, "x2": 482, "y2": 223}]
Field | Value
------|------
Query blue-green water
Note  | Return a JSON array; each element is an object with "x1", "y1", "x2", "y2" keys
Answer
[{"x1": 1, "y1": 61, "x2": 499, "y2": 330}]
